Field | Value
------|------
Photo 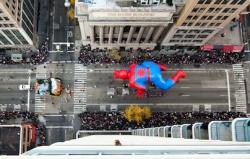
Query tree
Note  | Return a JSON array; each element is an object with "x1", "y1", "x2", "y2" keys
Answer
[
  {"x1": 69, "y1": 0, "x2": 75, "y2": 5},
  {"x1": 67, "y1": 7, "x2": 75, "y2": 20},
  {"x1": 124, "y1": 105, "x2": 152, "y2": 123}
]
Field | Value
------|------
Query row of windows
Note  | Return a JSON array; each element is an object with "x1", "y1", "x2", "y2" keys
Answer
[
  {"x1": 173, "y1": 34, "x2": 209, "y2": 39},
  {"x1": 198, "y1": 0, "x2": 246, "y2": 5},
  {"x1": 192, "y1": 7, "x2": 237, "y2": 14},
  {"x1": 176, "y1": 29, "x2": 214, "y2": 34},
  {"x1": 182, "y1": 22, "x2": 221, "y2": 27},
  {"x1": 0, "y1": 24, "x2": 15, "y2": 27},
  {"x1": 0, "y1": 29, "x2": 29, "y2": 45},
  {"x1": 187, "y1": 15, "x2": 229, "y2": 21},
  {"x1": 0, "y1": 16, "x2": 10, "y2": 21}
]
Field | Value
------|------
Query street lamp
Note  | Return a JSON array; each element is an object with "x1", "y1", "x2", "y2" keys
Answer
[{"x1": 64, "y1": 0, "x2": 70, "y2": 8}]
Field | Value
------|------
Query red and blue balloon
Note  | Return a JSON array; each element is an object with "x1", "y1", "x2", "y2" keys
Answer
[{"x1": 113, "y1": 61, "x2": 186, "y2": 97}]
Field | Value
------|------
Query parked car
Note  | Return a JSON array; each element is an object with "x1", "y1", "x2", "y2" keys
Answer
[{"x1": 19, "y1": 85, "x2": 30, "y2": 90}]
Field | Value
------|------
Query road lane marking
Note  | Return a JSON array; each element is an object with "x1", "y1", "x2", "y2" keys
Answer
[
  {"x1": 46, "y1": 126, "x2": 73, "y2": 129},
  {"x1": 181, "y1": 94, "x2": 190, "y2": 97},
  {"x1": 180, "y1": 87, "x2": 190, "y2": 89}
]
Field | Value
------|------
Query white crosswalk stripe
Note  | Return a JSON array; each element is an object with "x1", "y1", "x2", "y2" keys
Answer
[
  {"x1": 232, "y1": 64, "x2": 247, "y2": 113},
  {"x1": 73, "y1": 64, "x2": 87, "y2": 114},
  {"x1": 34, "y1": 95, "x2": 45, "y2": 113},
  {"x1": 33, "y1": 65, "x2": 47, "y2": 113}
]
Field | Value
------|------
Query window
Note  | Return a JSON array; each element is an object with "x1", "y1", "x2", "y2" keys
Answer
[
  {"x1": 193, "y1": 40, "x2": 203, "y2": 43},
  {"x1": 176, "y1": 30, "x2": 188, "y2": 33},
  {"x1": 201, "y1": 23, "x2": 207, "y2": 27},
  {"x1": 198, "y1": 0, "x2": 206, "y2": 4},
  {"x1": 202, "y1": 30, "x2": 213, "y2": 33},
  {"x1": 238, "y1": 0, "x2": 246, "y2": 4},
  {"x1": 189, "y1": 30, "x2": 200, "y2": 33},
  {"x1": 2, "y1": 30, "x2": 21, "y2": 45},
  {"x1": 214, "y1": 8, "x2": 222, "y2": 13},
  {"x1": 222, "y1": 0, "x2": 230, "y2": 4},
  {"x1": 124, "y1": 26, "x2": 130, "y2": 33},
  {"x1": 208, "y1": 8, "x2": 215, "y2": 13},
  {"x1": 209, "y1": 23, "x2": 215, "y2": 27},
  {"x1": 170, "y1": 40, "x2": 180, "y2": 43},
  {"x1": 198, "y1": 35, "x2": 208, "y2": 38},
  {"x1": 207, "y1": 16, "x2": 213, "y2": 20},
  {"x1": 215, "y1": 23, "x2": 221, "y2": 26},
  {"x1": 173, "y1": 35, "x2": 183, "y2": 38},
  {"x1": 201, "y1": 16, "x2": 207, "y2": 20},
  {"x1": 187, "y1": 22, "x2": 193, "y2": 26},
  {"x1": 231, "y1": 0, "x2": 238, "y2": 4},
  {"x1": 195, "y1": 23, "x2": 201, "y2": 26},
  {"x1": 187, "y1": 16, "x2": 192, "y2": 20},
  {"x1": 223, "y1": 8, "x2": 230, "y2": 13},
  {"x1": 185, "y1": 35, "x2": 195, "y2": 38},
  {"x1": 205, "y1": 0, "x2": 212, "y2": 4},
  {"x1": 192, "y1": 8, "x2": 199, "y2": 12},
  {"x1": 222, "y1": 16, "x2": 228, "y2": 20},
  {"x1": 5, "y1": 2, "x2": 9, "y2": 8},
  {"x1": 4, "y1": 17, "x2": 9, "y2": 20},
  {"x1": 230, "y1": 8, "x2": 237, "y2": 13},
  {"x1": 193, "y1": 16, "x2": 198, "y2": 20},
  {"x1": 182, "y1": 23, "x2": 187, "y2": 26},
  {"x1": 216, "y1": 16, "x2": 222, "y2": 20},
  {"x1": 0, "y1": 32, "x2": 11, "y2": 45},
  {"x1": 199, "y1": 8, "x2": 205, "y2": 13},
  {"x1": 214, "y1": 0, "x2": 222, "y2": 4}
]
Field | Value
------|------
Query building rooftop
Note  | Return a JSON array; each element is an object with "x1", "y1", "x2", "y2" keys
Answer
[
  {"x1": 0, "y1": 125, "x2": 21, "y2": 155},
  {"x1": 76, "y1": 0, "x2": 176, "y2": 17}
]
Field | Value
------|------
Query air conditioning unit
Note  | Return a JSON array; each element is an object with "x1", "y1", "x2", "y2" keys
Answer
[
  {"x1": 140, "y1": 0, "x2": 149, "y2": 5},
  {"x1": 152, "y1": 0, "x2": 160, "y2": 5}
]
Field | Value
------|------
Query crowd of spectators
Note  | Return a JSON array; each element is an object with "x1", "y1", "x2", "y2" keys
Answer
[
  {"x1": 0, "y1": 39, "x2": 49, "y2": 65},
  {"x1": 78, "y1": 45, "x2": 245, "y2": 66},
  {"x1": 0, "y1": 111, "x2": 46, "y2": 146},
  {"x1": 78, "y1": 111, "x2": 246, "y2": 130},
  {"x1": 30, "y1": 39, "x2": 49, "y2": 65}
]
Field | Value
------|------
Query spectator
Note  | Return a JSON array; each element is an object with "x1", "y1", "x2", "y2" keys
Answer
[{"x1": 78, "y1": 111, "x2": 246, "y2": 130}]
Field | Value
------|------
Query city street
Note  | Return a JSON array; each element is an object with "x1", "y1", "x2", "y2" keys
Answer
[
  {"x1": 86, "y1": 69, "x2": 236, "y2": 112},
  {"x1": 0, "y1": 68, "x2": 35, "y2": 111},
  {"x1": 0, "y1": 64, "x2": 239, "y2": 113},
  {"x1": 48, "y1": 0, "x2": 75, "y2": 61},
  {"x1": 33, "y1": 63, "x2": 75, "y2": 113}
]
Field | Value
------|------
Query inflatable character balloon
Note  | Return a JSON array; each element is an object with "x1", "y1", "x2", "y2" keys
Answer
[{"x1": 113, "y1": 61, "x2": 186, "y2": 97}]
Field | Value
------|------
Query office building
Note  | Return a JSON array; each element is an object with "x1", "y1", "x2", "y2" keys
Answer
[
  {"x1": 162, "y1": 0, "x2": 250, "y2": 46},
  {"x1": 76, "y1": 0, "x2": 250, "y2": 49},
  {"x1": 0, "y1": 0, "x2": 36, "y2": 48},
  {"x1": 75, "y1": 0, "x2": 179, "y2": 50}
]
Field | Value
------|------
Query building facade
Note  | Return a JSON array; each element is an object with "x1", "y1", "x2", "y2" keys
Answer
[
  {"x1": 75, "y1": 0, "x2": 179, "y2": 50},
  {"x1": 0, "y1": 0, "x2": 36, "y2": 48},
  {"x1": 23, "y1": 118, "x2": 250, "y2": 158},
  {"x1": 161, "y1": 0, "x2": 250, "y2": 47},
  {"x1": 76, "y1": 0, "x2": 250, "y2": 50}
]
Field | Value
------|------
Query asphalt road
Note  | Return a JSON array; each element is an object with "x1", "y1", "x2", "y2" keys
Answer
[
  {"x1": 48, "y1": 0, "x2": 75, "y2": 61},
  {"x1": 36, "y1": 63, "x2": 75, "y2": 114},
  {"x1": 86, "y1": 69, "x2": 236, "y2": 112},
  {"x1": 0, "y1": 69, "x2": 36, "y2": 111}
]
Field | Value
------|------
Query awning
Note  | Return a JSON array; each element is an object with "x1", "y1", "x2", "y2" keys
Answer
[
  {"x1": 222, "y1": 45, "x2": 234, "y2": 53},
  {"x1": 232, "y1": 45, "x2": 244, "y2": 53},
  {"x1": 200, "y1": 44, "x2": 213, "y2": 51}
]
